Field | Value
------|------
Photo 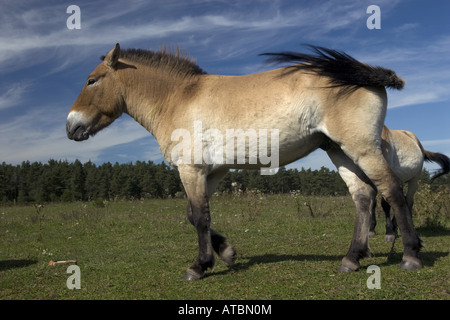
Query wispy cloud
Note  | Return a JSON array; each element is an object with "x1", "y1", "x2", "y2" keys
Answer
[
  {"x1": 0, "y1": 83, "x2": 31, "y2": 110},
  {"x1": 389, "y1": 86, "x2": 450, "y2": 109},
  {"x1": 422, "y1": 139, "x2": 450, "y2": 148},
  {"x1": 356, "y1": 37, "x2": 450, "y2": 109}
]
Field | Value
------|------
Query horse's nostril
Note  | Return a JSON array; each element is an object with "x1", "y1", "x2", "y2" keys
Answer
[{"x1": 66, "y1": 121, "x2": 88, "y2": 141}]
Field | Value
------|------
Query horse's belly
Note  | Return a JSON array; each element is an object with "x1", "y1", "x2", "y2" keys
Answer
[{"x1": 277, "y1": 131, "x2": 326, "y2": 166}]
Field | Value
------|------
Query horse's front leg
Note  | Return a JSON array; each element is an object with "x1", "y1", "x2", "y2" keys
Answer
[
  {"x1": 186, "y1": 203, "x2": 235, "y2": 269},
  {"x1": 178, "y1": 165, "x2": 215, "y2": 280},
  {"x1": 184, "y1": 199, "x2": 215, "y2": 280}
]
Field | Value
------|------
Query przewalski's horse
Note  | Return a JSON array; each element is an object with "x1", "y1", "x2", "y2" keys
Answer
[
  {"x1": 369, "y1": 126, "x2": 450, "y2": 241},
  {"x1": 66, "y1": 44, "x2": 422, "y2": 279}
]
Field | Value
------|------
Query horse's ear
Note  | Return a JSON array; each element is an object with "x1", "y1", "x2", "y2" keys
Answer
[{"x1": 104, "y1": 43, "x2": 120, "y2": 69}]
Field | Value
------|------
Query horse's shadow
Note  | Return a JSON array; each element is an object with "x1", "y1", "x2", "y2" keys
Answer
[
  {"x1": 210, "y1": 253, "x2": 340, "y2": 277},
  {"x1": 234, "y1": 253, "x2": 340, "y2": 270},
  {"x1": 416, "y1": 225, "x2": 450, "y2": 238},
  {"x1": 211, "y1": 250, "x2": 449, "y2": 277},
  {"x1": 0, "y1": 259, "x2": 38, "y2": 271}
]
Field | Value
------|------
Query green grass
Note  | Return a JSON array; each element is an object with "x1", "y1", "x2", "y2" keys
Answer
[{"x1": 1, "y1": 194, "x2": 449, "y2": 300}]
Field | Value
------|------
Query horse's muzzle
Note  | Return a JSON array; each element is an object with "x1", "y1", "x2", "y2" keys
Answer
[
  {"x1": 66, "y1": 121, "x2": 89, "y2": 141},
  {"x1": 67, "y1": 125, "x2": 89, "y2": 141},
  {"x1": 66, "y1": 112, "x2": 89, "y2": 141}
]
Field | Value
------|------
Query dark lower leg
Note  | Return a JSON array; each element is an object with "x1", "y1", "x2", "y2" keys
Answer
[
  {"x1": 383, "y1": 187, "x2": 422, "y2": 269},
  {"x1": 381, "y1": 197, "x2": 396, "y2": 242},
  {"x1": 369, "y1": 200, "x2": 377, "y2": 238},
  {"x1": 184, "y1": 201, "x2": 215, "y2": 280},
  {"x1": 339, "y1": 192, "x2": 374, "y2": 272},
  {"x1": 354, "y1": 153, "x2": 422, "y2": 270},
  {"x1": 211, "y1": 229, "x2": 236, "y2": 267},
  {"x1": 187, "y1": 204, "x2": 235, "y2": 267}
]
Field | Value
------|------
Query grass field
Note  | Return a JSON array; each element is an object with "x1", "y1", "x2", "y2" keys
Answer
[{"x1": 1, "y1": 191, "x2": 449, "y2": 300}]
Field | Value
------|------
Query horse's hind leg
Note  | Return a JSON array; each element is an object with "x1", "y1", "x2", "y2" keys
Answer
[
  {"x1": 327, "y1": 146, "x2": 376, "y2": 272},
  {"x1": 341, "y1": 145, "x2": 422, "y2": 270},
  {"x1": 385, "y1": 177, "x2": 418, "y2": 242},
  {"x1": 324, "y1": 90, "x2": 422, "y2": 270},
  {"x1": 369, "y1": 198, "x2": 377, "y2": 238},
  {"x1": 405, "y1": 175, "x2": 419, "y2": 214},
  {"x1": 360, "y1": 157, "x2": 421, "y2": 269},
  {"x1": 381, "y1": 197, "x2": 396, "y2": 242}
]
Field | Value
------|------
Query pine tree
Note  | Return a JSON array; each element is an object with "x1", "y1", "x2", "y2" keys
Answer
[{"x1": 71, "y1": 159, "x2": 86, "y2": 201}]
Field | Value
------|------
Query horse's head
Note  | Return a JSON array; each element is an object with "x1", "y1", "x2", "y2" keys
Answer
[{"x1": 66, "y1": 43, "x2": 125, "y2": 141}]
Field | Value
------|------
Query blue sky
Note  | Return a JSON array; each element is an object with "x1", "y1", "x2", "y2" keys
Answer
[{"x1": 1, "y1": 0, "x2": 449, "y2": 173}]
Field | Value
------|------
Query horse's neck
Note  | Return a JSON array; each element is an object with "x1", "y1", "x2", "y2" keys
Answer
[{"x1": 120, "y1": 67, "x2": 191, "y2": 138}]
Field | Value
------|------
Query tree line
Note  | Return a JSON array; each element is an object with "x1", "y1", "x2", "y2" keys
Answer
[{"x1": 0, "y1": 159, "x2": 447, "y2": 204}]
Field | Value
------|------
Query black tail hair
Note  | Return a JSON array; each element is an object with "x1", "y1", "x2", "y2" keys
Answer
[
  {"x1": 260, "y1": 45, "x2": 405, "y2": 93},
  {"x1": 424, "y1": 150, "x2": 450, "y2": 181}
]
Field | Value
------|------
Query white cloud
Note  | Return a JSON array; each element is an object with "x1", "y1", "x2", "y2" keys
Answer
[
  {"x1": 422, "y1": 139, "x2": 450, "y2": 147},
  {"x1": 0, "y1": 83, "x2": 31, "y2": 110},
  {"x1": 356, "y1": 38, "x2": 450, "y2": 110},
  {"x1": 388, "y1": 85, "x2": 450, "y2": 109}
]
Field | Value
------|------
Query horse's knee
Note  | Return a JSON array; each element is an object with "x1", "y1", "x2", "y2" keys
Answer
[{"x1": 186, "y1": 201, "x2": 211, "y2": 230}]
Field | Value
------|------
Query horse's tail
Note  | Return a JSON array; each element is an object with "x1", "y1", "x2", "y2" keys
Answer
[
  {"x1": 260, "y1": 45, "x2": 405, "y2": 93},
  {"x1": 423, "y1": 149, "x2": 450, "y2": 181}
]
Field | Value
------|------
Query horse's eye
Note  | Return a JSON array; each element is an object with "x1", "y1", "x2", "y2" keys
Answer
[{"x1": 87, "y1": 78, "x2": 97, "y2": 86}]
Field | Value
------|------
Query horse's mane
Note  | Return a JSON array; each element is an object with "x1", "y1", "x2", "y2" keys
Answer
[
  {"x1": 260, "y1": 45, "x2": 405, "y2": 94},
  {"x1": 101, "y1": 48, "x2": 207, "y2": 77}
]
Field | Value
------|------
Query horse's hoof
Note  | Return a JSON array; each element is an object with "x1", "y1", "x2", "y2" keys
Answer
[
  {"x1": 368, "y1": 231, "x2": 376, "y2": 238},
  {"x1": 338, "y1": 257, "x2": 360, "y2": 273},
  {"x1": 220, "y1": 245, "x2": 236, "y2": 267},
  {"x1": 183, "y1": 269, "x2": 204, "y2": 280},
  {"x1": 385, "y1": 234, "x2": 396, "y2": 242},
  {"x1": 399, "y1": 257, "x2": 422, "y2": 271},
  {"x1": 338, "y1": 264, "x2": 355, "y2": 273}
]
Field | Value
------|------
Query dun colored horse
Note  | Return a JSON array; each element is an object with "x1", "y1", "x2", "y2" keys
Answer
[
  {"x1": 67, "y1": 44, "x2": 423, "y2": 279},
  {"x1": 369, "y1": 126, "x2": 450, "y2": 241}
]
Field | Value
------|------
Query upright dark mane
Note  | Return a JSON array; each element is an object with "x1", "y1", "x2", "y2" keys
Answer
[
  {"x1": 261, "y1": 45, "x2": 405, "y2": 94},
  {"x1": 102, "y1": 48, "x2": 206, "y2": 77}
]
